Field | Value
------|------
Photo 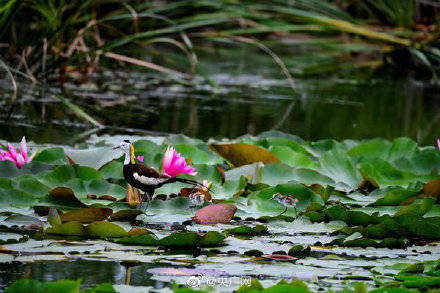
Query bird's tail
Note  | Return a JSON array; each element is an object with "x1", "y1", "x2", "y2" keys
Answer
[{"x1": 172, "y1": 177, "x2": 205, "y2": 188}]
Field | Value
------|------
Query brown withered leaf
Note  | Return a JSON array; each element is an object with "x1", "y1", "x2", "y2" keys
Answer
[
  {"x1": 209, "y1": 143, "x2": 279, "y2": 167},
  {"x1": 50, "y1": 187, "x2": 82, "y2": 203},
  {"x1": 423, "y1": 178, "x2": 440, "y2": 198},
  {"x1": 60, "y1": 207, "x2": 113, "y2": 223}
]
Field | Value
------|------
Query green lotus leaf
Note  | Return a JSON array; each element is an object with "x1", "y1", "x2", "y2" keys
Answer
[
  {"x1": 338, "y1": 232, "x2": 407, "y2": 248},
  {"x1": 5, "y1": 279, "x2": 115, "y2": 293},
  {"x1": 319, "y1": 148, "x2": 360, "y2": 191},
  {"x1": 348, "y1": 139, "x2": 392, "y2": 160},
  {"x1": 15, "y1": 177, "x2": 51, "y2": 198},
  {"x1": 45, "y1": 221, "x2": 86, "y2": 236},
  {"x1": 260, "y1": 163, "x2": 295, "y2": 186},
  {"x1": 0, "y1": 161, "x2": 52, "y2": 178},
  {"x1": 199, "y1": 231, "x2": 227, "y2": 246},
  {"x1": 86, "y1": 221, "x2": 128, "y2": 238},
  {"x1": 65, "y1": 147, "x2": 122, "y2": 170},
  {"x1": 115, "y1": 231, "x2": 226, "y2": 247},
  {"x1": 0, "y1": 187, "x2": 37, "y2": 208},
  {"x1": 359, "y1": 158, "x2": 436, "y2": 188},
  {"x1": 41, "y1": 165, "x2": 102, "y2": 188},
  {"x1": 32, "y1": 147, "x2": 67, "y2": 165},
  {"x1": 293, "y1": 168, "x2": 335, "y2": 187},
  {"x1": 256, "y1": 137, "x2": 314, "y2": 157},
  {"x1": 226, "y1": 224, "x2": 268, "y2": 235},
  {"x1": 371, "y1": 186, "x2": 421, "y2": 206},
  {"x1": 270, "y1": 146, "x2": 317, "y2": 169},
  {"x1": 99, "y1": 161, "x2": 123, "y2": 180},
  {"x1": 248, "y1": 183, "x2": 322, "y2": 217},
  {"x1": 174, "y1": 144, "x2": 216, "y2": 164}
]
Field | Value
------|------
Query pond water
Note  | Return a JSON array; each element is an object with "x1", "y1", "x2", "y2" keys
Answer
[
  {"x1": 0, "y1": 258, "x2": 172, "y2": 290},
  {"x1": 0, "y1": 43, "x2": 439, "y2": 146},
  {"x1": 1, "y1": 42, "x2": 440, "y2": 292}
]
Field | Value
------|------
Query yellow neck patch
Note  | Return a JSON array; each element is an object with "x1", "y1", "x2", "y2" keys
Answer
[{"x1": 130, "y1": 144, "x2": 135, "y2": 164}]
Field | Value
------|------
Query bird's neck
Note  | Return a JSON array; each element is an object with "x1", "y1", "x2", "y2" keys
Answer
[{"x1": 124, "y1": 145, "x2": 135, "y2": 165}]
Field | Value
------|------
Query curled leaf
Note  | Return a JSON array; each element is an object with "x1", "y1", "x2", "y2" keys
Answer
[{"x1": 48, "y1": 207, "x2": 62, "y2": 226}]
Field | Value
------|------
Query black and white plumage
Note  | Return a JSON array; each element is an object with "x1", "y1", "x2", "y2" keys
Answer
[{"x1": 114, "y1": 140, "x2": 202, "y2": 202}]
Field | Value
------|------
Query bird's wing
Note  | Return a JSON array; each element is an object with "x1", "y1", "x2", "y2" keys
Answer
[{"x1": 132, "y1": 164, "x2": 171, "y2": 186}]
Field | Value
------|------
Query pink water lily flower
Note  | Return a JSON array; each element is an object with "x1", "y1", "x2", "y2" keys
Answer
[
  {"x1": 162, "y1": 146, "x2": 197, "y2": 177},
  {"x1": 202, "y1": 180, "x2": 212, "y2": 192},
  {"x1": 437, "y1": 139, "x2": 440, "y2": 151},
  {"x1": 0, "y1": 137, "x2": 33, "y2": 169}
]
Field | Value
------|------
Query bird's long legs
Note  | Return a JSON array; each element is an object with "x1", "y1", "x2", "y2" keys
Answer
[
  {"x1": 137, "y1": 191, "x2": 155, "y2": 216},
  {"x1": 142, "y1": 192, "x2": 150, "y2": 208},
  {"x1": 276, "y1": 206, "x2": 288, "y2": 217}
]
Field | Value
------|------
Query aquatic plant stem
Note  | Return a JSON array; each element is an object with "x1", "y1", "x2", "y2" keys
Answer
[{"x1": 103, "y1": 52, "x2": 192, "y2": 79}]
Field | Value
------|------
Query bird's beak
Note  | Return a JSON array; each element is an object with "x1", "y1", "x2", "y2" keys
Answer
[{"x1": 112, "y1": 146, "x2": 120, "y2": 150}]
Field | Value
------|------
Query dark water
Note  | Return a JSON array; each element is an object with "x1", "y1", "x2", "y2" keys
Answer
[
  {"x1": 0, "y1": 43, "x2": 439, "y2": 146},
  {"x1": 0, "y1": 259, "x2": 171, "y2": 290}
]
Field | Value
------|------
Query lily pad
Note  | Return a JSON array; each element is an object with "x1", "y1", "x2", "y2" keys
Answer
[
  {"x1": 86, "y1": 221, "x2": 128, "y2": 238},
  {"x1": 115, "y1": 231, "x2": 226, "y2": 247},
  {"x1": 45, "y1": 221, "x2": 86, "y2": 236},
  {"x1": 32, "y1": 148, "x2": 67, "y2": 165},
  {"x1": 319, "y1": 148, "x2": 360, "y2": 191},
  {"x1": 226, "y1": 225, "x2": 268, "y2": 235},
  {"x1": 65, "y1": 147, "x2": 122, "y2": 170}
]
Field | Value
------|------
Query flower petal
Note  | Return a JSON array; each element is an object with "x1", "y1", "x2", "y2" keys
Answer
[
  {"x1": 0, "y1": 153, "x2": 15, "y2": 163},
  {"x1": 16, "y1": 154, "x2": 24, "y2": 169},
  {"x1": 162, "y1": 147, "x2": 174, "y2": 170},
  {"x1": 20, "y1": 137, "x2": 28, "y2": 162},
  {"x1": 174, "y1": 157, "x2": 186, "y2": 170},
  {"x1": 162, "y1": 146, "x2": 197, "y2": 177},
  {"x1": 7, "y1": 143, "x2": 18, "y2": 161},
  {"x1": 437, "y1": 139, "x2": 440, "y2": 151}
]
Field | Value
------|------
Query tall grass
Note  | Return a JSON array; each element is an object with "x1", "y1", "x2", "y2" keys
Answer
[{"x1": 0, "y1": 0, "x2": 438, "y2": 81}]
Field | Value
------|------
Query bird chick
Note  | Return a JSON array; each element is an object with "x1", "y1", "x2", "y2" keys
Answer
[
  {"x1": 272, "y1": 192, "x2": 298, "y2": 216},
  {"x1": 189, "y1": 192, "x2": 205, "y2": 207}
]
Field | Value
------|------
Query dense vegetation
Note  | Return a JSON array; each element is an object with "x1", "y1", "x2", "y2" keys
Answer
[{"x1": 1, "y1": 0, "x2": 440, "y2": 82}]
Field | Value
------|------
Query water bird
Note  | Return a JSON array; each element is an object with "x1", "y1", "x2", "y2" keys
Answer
[
  {"x1": 272, "y1": 192, "x2": 298, "y2": 216},
  {"x1": 114, "y1": 140, "x2": 203, "y2": 204},
  {"x1": 189, "y1": 192, "x2": 205, "y2": 207}
]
